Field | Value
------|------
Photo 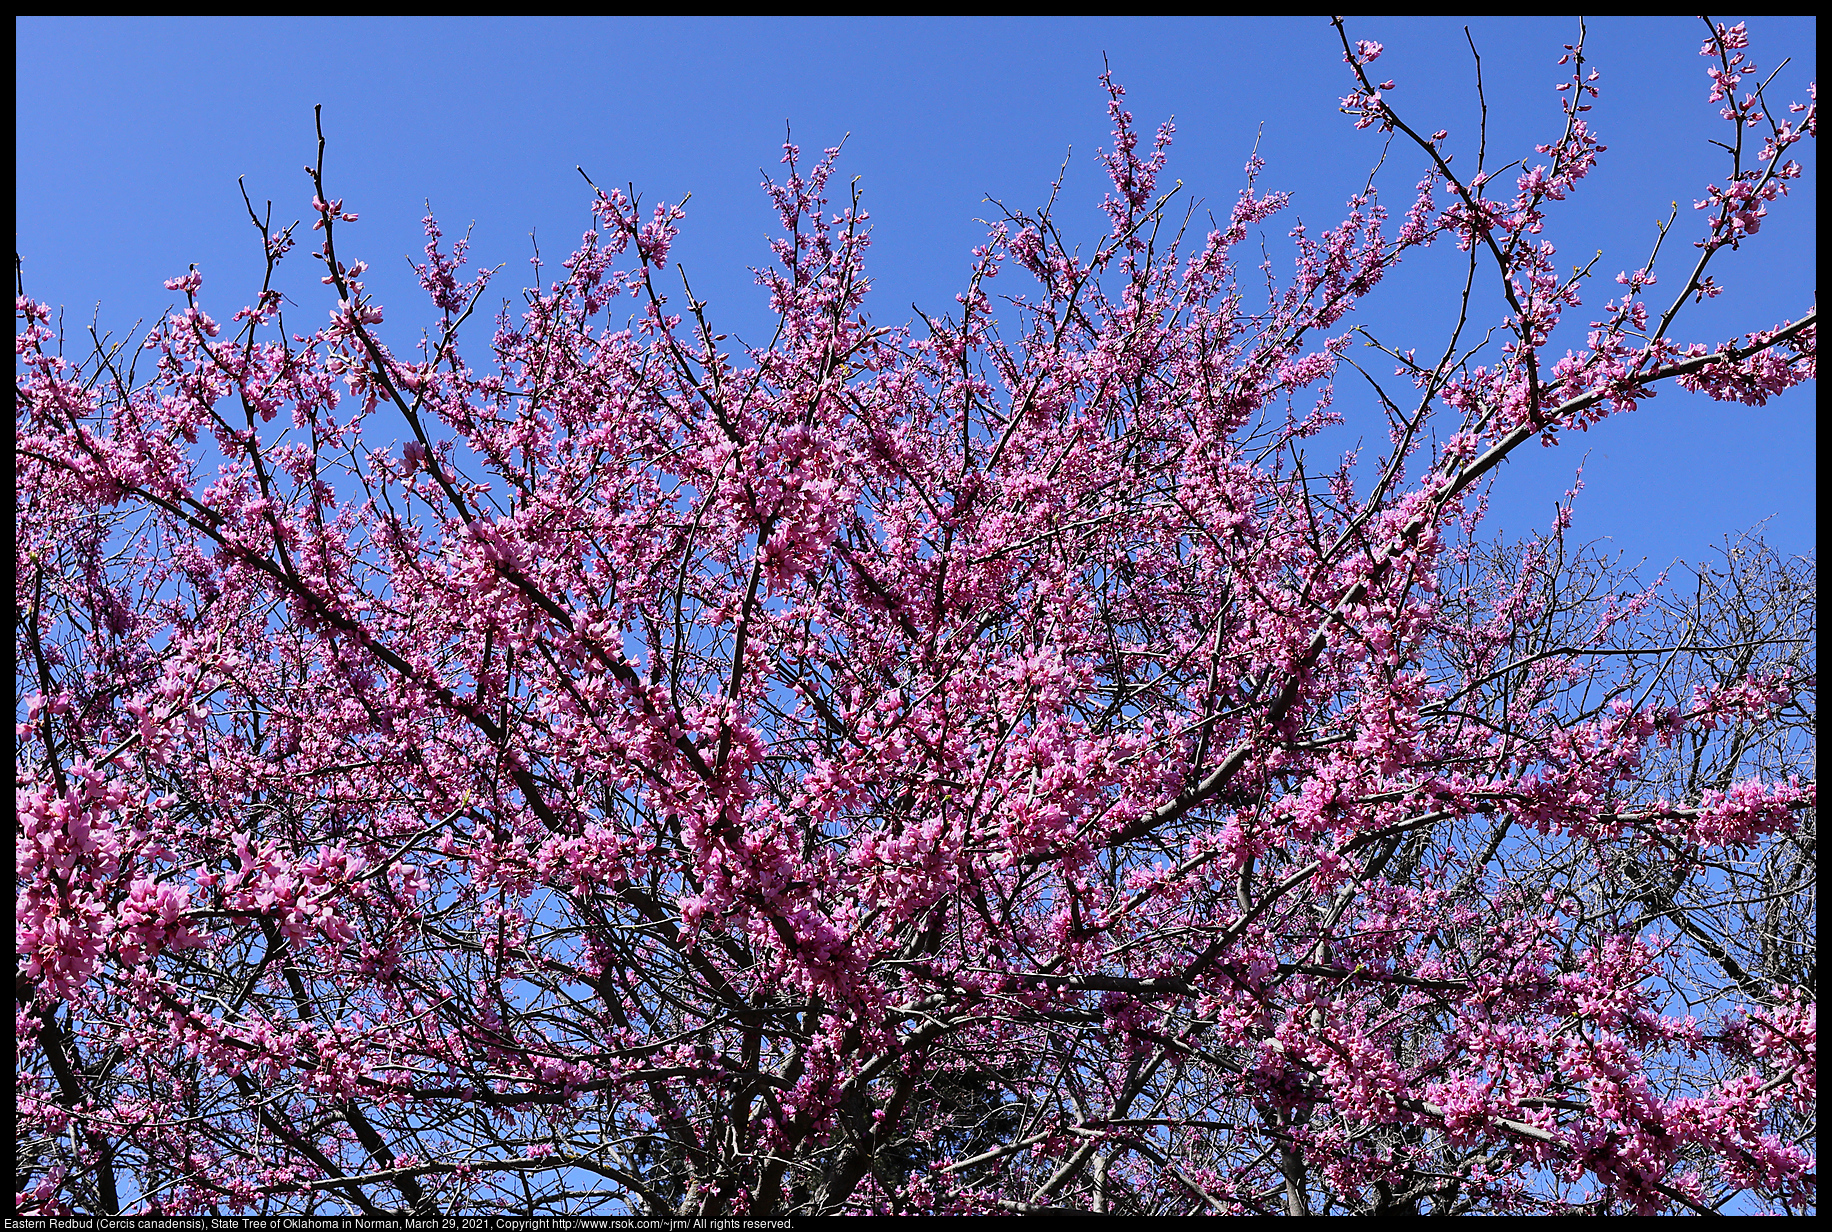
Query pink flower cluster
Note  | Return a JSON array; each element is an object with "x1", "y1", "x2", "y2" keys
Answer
[{"x1": 13, "y1": 18, "x2": 1815, "y2": 1219}]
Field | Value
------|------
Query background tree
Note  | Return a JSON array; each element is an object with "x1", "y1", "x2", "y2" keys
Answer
[{"x1": 16, "y1": 17, "x2": 1814, "y2": 1216}]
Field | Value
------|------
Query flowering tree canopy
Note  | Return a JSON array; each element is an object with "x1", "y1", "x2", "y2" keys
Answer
[{"x1": 16, "y1": 17, "x2": 1816, "y2": 1217}]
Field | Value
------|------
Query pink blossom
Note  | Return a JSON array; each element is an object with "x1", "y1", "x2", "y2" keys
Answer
[{"x1": 12, "y1": 19, "x2": 1815, "y2": 1219}]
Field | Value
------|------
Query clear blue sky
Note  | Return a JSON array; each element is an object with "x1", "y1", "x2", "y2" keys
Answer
[{"x1": 16, "y1": 16, "x2": 1815, "y2": 570}]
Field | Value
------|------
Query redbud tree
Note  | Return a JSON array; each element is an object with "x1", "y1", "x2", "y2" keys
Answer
[{"x1": 16, "y1": 17, "x2": 1816, "y2": 1217}]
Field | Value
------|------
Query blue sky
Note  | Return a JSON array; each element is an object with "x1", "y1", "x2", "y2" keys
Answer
[{"x1": 16, "y1": 16, "x2": 1815, "y2": 569}]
